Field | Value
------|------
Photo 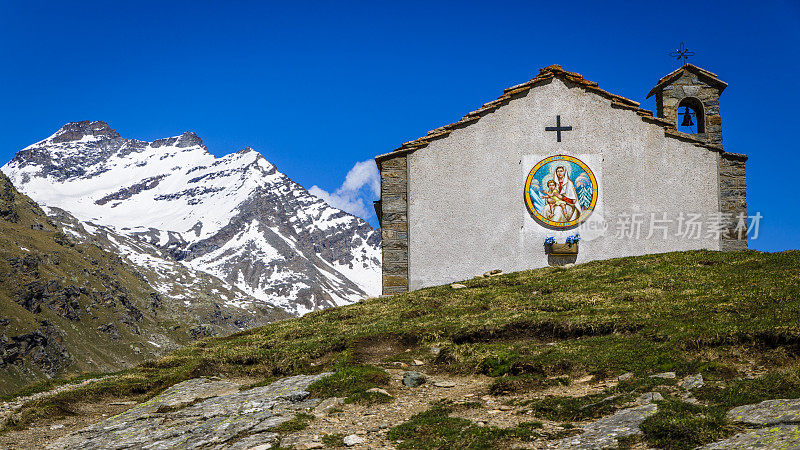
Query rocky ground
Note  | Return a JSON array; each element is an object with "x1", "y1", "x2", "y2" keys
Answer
[{"x1": 3, "y1": 361, "x2": 800, "y2": 449}]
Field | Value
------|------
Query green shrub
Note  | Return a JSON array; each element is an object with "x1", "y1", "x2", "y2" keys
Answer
[
  {"x1": 696, "y1": 367, "x2": 800, "y2": 409},
  {"x1": 269, "y1": 413, "x2": 314, "y2": 433},
  {"x1": 640, "y1": 401, "x2": 732, "y2": 450},
  {"x1": 322, "y1": 433, "x2": 346, "y2": 447},
  {"x1": 308, "y1": 364, "x2": 390, "y2": 404}
]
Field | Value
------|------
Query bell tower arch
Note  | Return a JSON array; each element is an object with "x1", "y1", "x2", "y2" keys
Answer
[{"x1": 647, "y1": 64, "x2": 727, "y2": 147}]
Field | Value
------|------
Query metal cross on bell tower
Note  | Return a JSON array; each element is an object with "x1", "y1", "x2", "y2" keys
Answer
[{"x1": 669, "y1": 42, "x2": 695, "y2": 65}]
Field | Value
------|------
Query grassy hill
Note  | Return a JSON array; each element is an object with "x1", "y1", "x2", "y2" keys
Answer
[
  {"x1": 5, "y1": 249, "x2": 800, "y2": 448},
  {"x1": 0, "y1": 171, "x2": 199, "y2": 394},
  {"x1": 0, "y1": 172, "x2": 282, "y2": 395}
]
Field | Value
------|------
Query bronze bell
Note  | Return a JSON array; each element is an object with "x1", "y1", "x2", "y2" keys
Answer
[{"x1": 680, "y1": 108, "x2": 694, "y2": 127}]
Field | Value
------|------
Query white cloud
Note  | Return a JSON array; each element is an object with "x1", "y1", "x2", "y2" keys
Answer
[{"x1": 309, "y1": 160, "x2": 379, "y2": 219}]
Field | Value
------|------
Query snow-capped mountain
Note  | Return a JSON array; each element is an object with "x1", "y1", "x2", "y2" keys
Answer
[{"x1": 3, "y1": 121, "x2": 381, "y2": 315}]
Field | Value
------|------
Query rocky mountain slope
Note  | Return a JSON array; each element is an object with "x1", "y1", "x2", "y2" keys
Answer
[
  {"x1": 2, "y1": 251, "x2": 800, "y2": 449},
  {"x1": 3, "y1": 121, "x2": 381, "y2": 316},
  {"x1": 0, "y1": 172, "x2": 288, "y2": 395}
]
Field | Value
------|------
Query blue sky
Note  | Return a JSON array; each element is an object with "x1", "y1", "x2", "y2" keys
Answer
[{"x1": 1, "y1": 1, "x2": 798, "y2": 250}]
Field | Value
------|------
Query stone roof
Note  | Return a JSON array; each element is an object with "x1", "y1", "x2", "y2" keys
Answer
[
  {"x1": 376, "y1": 64, "x2": 742, "y2": 164},
  {"x1": 646, "y1": 63, "x2": 728, "y2": 98}
]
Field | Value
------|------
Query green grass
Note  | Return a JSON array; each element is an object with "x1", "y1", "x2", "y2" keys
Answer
[
  {"x1": 386, "y1": 403, "x2": 546, "y2": 449},
  {"x1": 695, "y1": 366, "x2": 800, "y2": 409},
  {"x1": 520, "y1": 390, "x2": 629, "y2": 422},
  {"x1": 322, "y1": 433, "x2": 346, "y2": 447},
  {"x1": 640, "y1": 400, "x2": 734, "y2": 450},
  {"x1": 0, "y1": 371, "x2": 109, "y2": 402},
  {"x1": 4, "y1": 249, "x2": 800, "y2": 449},
  {"x1": 269, "y1": 413, "x2": 314, "y2": 433},
  {"x1": 307, "y1": 363, "x2": 392, "y2": 404}
]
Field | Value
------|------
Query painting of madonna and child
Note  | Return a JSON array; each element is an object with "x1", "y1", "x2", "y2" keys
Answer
[{"x1": 524, "y1": 155, "x2": 598, "y2": 228}]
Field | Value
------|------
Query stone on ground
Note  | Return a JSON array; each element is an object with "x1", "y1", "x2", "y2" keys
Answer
[
  {"x1": 726, "y1": 398, "x2": 800, "y2": 425},
  {"x1": 402, "y1": 371, "x2": 426, "y2": 387},
  {"x1": 649, "y1": 371, "x2": 676, "y2": 379},
  {"x1": 46, "y1": 373, "x2": 331, "y2": 449},
  {"x1": 679, "y1": 373, "x2": 704, "y2": 390},
  {"x1": 295, "y1": 443, "x2": 324, "y2": 450},
  {"x1": 366, "y1": 387, "x2": 390, "y2": 396},
  {"x1": 343, "y1": 434, "x2": 365, "y2": 446},
  {"x1": 635, "y1": 392, "x2": 663, "y2": 404},
  {"x1": 617, "y1": 372, "x2": 633, "y2": 382},
  {"x1": 280, "y1": 436, "x2": 323, "y2": 450},
  {"x1": 555, "y1": 404, "x2": 657, "y2": 449},
  {"x1": 701, "y1": 424, "x2": 800, "y2": 449},
  {"x1": 312, "y1": 397, "x2": 345, "y2": 416}
]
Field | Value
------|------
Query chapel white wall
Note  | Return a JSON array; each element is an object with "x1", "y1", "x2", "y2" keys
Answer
[{"x1": 407, "y1": 77, "x2": 720, "y2": 291}]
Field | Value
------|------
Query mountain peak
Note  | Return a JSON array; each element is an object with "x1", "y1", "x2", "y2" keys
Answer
[
  {"x1": 176, "y1": 131, "x2": 203, "y2": 148},
  {"x1": 151, "y1": 131, "x2": 206, "y2": 150},
  {"x1": 51, "y1": 121, "x2": 120, "y2": 143}
]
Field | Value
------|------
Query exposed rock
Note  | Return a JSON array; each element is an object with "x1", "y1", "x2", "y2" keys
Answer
[
  {"x1": 49, "y1": 121, "x2": 121, "y2": 144},
  {"x1": 343, "y1": 434, "x2": 365, "y2": 446},
  {"x1": 412, "y1": 359, "x2": 424, "y2": 366},
  {"x1": 635, "y1": 392, "x2": 664, "y2": 404},
  {"x1": 679, "y1": 373, "x2": 704, "y2": 390},
  {"x1": 280, "y1": 435, "x2": 321, "y2": 449},
  {"x1": 0, "y1": 323, "x2": 72, "y2": 377},
  {"x1": 0, "y1": 173, "x2": 19, "y2": 223},
  {"x1": 701, "y1": 424, "x2": 800, "y2": 449},
  {"x1": 727, "y1": 399, "x2": 800, "y2": 425},
  {"x1": 679, "y1": 391, "x2": 700, "y2": 404},
  {"x1": 649, "y1": 371, "x2": 676, "y2": 379},
  {"x1": 433, "y1": 381, "x2": 456, "y2": 388},
  {"x1": 483, "y1": 269, "x2": 503, "y2": 277},
  {"x1": 617, "y1": 372, "x2": 633, "y2": 382},
  {"x1": 313, "y1": 397, "x2": 345, "y2": 416},
  {"x1": 154, "y1": 377, "x2": 240, "y2": 409},
  {"x1": 555, "y1": 404, "x2": 657, "y2": 449},
  {"x1": 13, "y1": 280, "x2": 83, "y2": 320},
  {"x1": 450, "y1": 283, "x2": 467, "y2": 289},
  {"x1": 47, "y1": 373, "x2": 331, "y2": 449},
  {"x1": 228, "y1": 433, "x2": 278, "y2": 450},
  {"x1": 96, "y1": 323, "x2": 120, "y2": 340},
  {"x1": 295, "y1": 443, "x2": 324, "y2": 450},
  {"x1": 94, "y1": 175, "x2": 167, "y2": 205},
  {"x1": 402, "y1": 371, "x2": 427, "y2": 387},
  {"x1": 366, "y1": 388, "x2": 390, "y2": 396},
  {"x1": 189, "y1": 323, "x2": 218, "y2": 339}
]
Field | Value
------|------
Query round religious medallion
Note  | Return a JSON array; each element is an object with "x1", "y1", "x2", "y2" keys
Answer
[{"x1": 524, "y1": 155, "x2": 598, "y2": 228}]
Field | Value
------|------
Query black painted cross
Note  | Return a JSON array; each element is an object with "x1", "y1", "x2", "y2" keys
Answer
[{"x1": 545, "y1": 115, "x2": 572, "y2": 142}]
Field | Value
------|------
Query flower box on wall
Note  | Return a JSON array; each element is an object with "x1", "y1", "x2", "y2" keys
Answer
[{"x1": 547, "y1": 242, "x2": 579, "y2": 255}]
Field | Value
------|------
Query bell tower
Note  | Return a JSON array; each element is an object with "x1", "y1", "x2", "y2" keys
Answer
[{"x1": 647, "y1": 64, "x2": 727, "y2": 147}]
